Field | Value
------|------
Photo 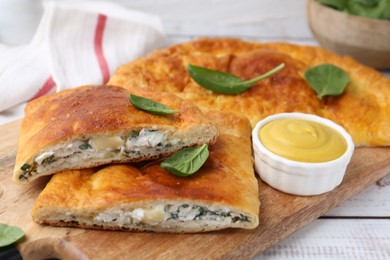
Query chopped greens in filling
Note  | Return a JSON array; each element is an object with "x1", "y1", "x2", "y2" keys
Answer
[
  {"x1": 19, "y1": 163, "x2": 34, "y2": 180},
  {"x1": 167, "y1": 205, "x2": 249, "y2": 223},
  {"x1": 21, "y1": 129, "x2": 180, "y2": 180},
  {"x1": 79, "y1": 143, "x2": 92, "y2": 150},
  {"x1": 20, "y1": 163, "x2": 31, "y2": 171},
  {"x1": 42, "y1": 154, "x2": 56, "y2": 165},
  {"x1": 92, "y1": 204, "x2": 250, "y2": 227},
  {"x1": 130, "y1": 130, "x2": 139, "y2": 138},
  {"x1": 35, "y1": 152, "x2": 54, "y2": 165}
]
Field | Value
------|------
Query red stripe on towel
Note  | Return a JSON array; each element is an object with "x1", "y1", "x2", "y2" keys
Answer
[
  {"x1": 94, "y1": 14, "x2": 110, "y2": 83},
  {"x1": 30, "y1": 76, "x2": 56, "y2": 100}
]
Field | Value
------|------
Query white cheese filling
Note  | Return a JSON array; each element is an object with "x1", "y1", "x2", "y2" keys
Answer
[
  {"x1": 92, "y1": 204, "x2": 249, "y2": 227},
  {"x1": 30, "y1": 129, "x2": 176, "y2": 169},
  {"x1": 95, "y1": 205, "x2": 166, "y2": 226},
  {"x1": 18, "y1": 128, "x2": 185, "y2": 181},
  {"x1": 126, "y1": 129, "x2": 168, "y2": 151}
]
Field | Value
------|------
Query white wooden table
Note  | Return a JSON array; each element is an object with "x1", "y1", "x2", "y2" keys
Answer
[{"x1": 1, "y1": 0, "x2": 390, "y2": 258}]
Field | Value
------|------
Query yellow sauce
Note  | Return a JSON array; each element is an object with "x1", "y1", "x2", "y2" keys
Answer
[{"x1": 259, "y1": 118, "x2": 347, "y2": 163}]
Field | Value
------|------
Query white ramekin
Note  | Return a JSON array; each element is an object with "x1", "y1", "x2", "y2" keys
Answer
[{"x1": 252, "y1": 113, "x2": 355, "y2": 196}]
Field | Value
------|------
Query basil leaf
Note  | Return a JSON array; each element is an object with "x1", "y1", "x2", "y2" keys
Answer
[
  {"x1": 188, "y1": 65, "x2": 244, "y2": 94},
  {"x1": 318, "y1": 0, "x2": 349, "y2": 10},
  {"x1": 304, "y1": 64, "x2": 350, "y2": 99},
  {"x1": 161, "y1": 144, "x2": 209, "y2": 177},
  {"x1": 129, "y1": 94, "x2": 179, "y2": 115},
  {"x1": 188, "y1": 63, "x2": 285, "y2": 95},
  {"x1": 0, "y1": 224, "x2": 24, "y2": 247}
]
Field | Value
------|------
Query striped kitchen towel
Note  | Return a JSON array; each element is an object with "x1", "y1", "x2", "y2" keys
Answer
[{"x1": 0, "y1": 0, "x2": 166, "y2": 124}]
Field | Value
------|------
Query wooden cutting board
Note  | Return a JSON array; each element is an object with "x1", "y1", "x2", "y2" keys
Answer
[{"x1": 1, "y1": 120, "x2": 390, "y2": 259}]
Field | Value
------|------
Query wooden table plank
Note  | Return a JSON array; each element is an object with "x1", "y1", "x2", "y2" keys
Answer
[
  {"x1": 257, "y1": 219, "x2": 390, "y2": 259},
  {"x1": 326, "y1": 174, "x2": 390, "y2": 217}
]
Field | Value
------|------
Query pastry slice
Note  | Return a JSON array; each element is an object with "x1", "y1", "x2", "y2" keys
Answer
[
  {"x1": 14, "y1": 85, "x2": 218, "y2": 183},
  {"x1": 32, "y1": 111, "x2": 260, "y2": 232}
]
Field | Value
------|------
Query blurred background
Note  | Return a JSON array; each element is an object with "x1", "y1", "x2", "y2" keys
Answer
[{"x1": 0, "y1": 0, "x2": 312, "y2": 46}]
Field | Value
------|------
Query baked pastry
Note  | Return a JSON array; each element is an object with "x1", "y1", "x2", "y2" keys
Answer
[
  {"x1": 108, "y1": 37, "x2": 390, "y2": 146},
  {"x1": 14, "y1": 85, "x2": 218, "y2": 183},
  {"x1": 32, "y1": 111, "x2": 259, "y2": 232}
]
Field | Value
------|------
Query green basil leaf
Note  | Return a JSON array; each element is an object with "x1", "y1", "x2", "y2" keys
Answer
[
  {"x1": 0, "y1": 224, "x2": 24, "y2": 247},
  {"x1": 188, "y1": 65, "x2": 244, "y2": 94},
  {"x1": 160, "y1": 144, "x2": 209, "y2": 177},
  {"x1": 129, "y1": 94, "x2": 179, "y2": 115},
  {"x1": 304, "y1": 64, "x2": 350, "y2": 99},
  {"x1": 318, "y1": 0, "x2": 349, "y2": 10},
  {"x1": 188, "y1": 63, "x2": 285, "y2": 95}
]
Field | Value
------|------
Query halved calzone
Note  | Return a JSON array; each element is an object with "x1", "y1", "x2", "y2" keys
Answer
[
  {"x1": 32, "y1": 111, "x2": 259, "y2": 232},
  {"x1": 14, "y1": 85, "x2": 218, "y2": 183}
]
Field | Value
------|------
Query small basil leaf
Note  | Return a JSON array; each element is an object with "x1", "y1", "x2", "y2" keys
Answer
[
  {"x1": 304, "y1": 64, "x2": 350, "y2": 99},
  {"x1": 0, "y1": 224, "x2": 25, "y2": 247},
  {"x1": 160, "y1": 144, "x2": 209, "y2": 177},
  {"x1": 188, "y1": 63, "x2": 285, "y2": 95},
  {"x1": 129, "y1": 94, "x2": 179, "y2": 115}
]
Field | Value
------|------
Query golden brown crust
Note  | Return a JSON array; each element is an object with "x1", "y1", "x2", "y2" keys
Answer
[
  {"x1": 32, "y1": 111, "x2": 259, "y2": 232},
  {"x1": 14, "y1": 85, "x2": 218, "y2": 181},
  {"x1": 108, "y1": 37, "x2": 390, "y2": 146}
]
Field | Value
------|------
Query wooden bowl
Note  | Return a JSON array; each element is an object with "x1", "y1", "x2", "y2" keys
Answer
[{"x1": 307, "y1": 0, "x2": 390, "y2": 69}]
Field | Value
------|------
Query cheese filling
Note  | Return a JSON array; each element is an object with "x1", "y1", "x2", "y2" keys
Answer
[
  {"x1": 126, "y1": 129, "x2": 167, "y2": 151},
  {"x1": 90, "y1": 204, "x2": 250, "y2": 227},
  {"x1": 19, "y1": 129, "x2": 180, "y2": 181}
]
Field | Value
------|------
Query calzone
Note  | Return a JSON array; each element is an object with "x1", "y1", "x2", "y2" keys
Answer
[
  {"x1": 14, "y1": 85, "x2": 218, "y2": 183},
  {"x1": 32, "y1": 111, "x2": 260, "y2": 232}
]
